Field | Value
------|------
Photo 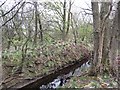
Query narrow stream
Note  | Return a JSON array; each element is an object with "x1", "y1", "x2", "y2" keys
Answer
[{"x1": 39, "y1": 61, "x2": 90, "y2": 90}]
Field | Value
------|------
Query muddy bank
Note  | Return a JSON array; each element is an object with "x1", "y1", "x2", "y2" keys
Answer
[
  {"x1": 4, "y1": 56, "x2": 90, "y2": 90},
  {"x1": 39, "y1": 61, "x2": 90, "y2": 90}
]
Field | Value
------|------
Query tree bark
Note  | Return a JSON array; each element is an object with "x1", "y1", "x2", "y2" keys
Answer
[
  {"x1": 89, "y1": 2, "x2": 100, "y2": 76},
  {"x1": 109, "y1": 8, "x2": 118, "y2": 76},
  {"x1": 0, "y1": 28, "x2": 2, "y2": 84},
  {"x1": 34, "y1": 2, "x2": 38, "y2": 45},
  {"x1": 38, "y1": 14, "x2": 43, "y2": 43},
  {"x1": 117, "y1": 1, "x2": 120, "y2": 88},
  {"x1": 62, "y1": 0, "x2": 66, "y2": 41},
  {"x1": 66, "y1": 0, "x2": 72, "y2": 36},
  {"x1": 100, "y1": 2, "x2": 111, "y2": 74},
  {"x1": 118, "y1": 1, "x2": 120, "y2": 56}
]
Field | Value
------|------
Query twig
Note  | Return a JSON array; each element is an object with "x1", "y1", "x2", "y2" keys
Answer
[
  {"x1": 1, "y1": 1, "x2": 25, "y2": 28},
  {"x1": 0, "y1": 0, "x2": 7, "y2": 8},
  {"x1": 0, "y1": 0, "x2": 23, "y2": 18}
]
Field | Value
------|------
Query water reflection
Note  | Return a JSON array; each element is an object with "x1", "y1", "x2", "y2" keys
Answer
[{"x1": 40, "y1": 61, "x2": 90, "y2": 90}]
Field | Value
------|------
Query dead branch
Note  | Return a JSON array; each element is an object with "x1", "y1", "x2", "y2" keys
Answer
[
  {"x1": 0, "y1": 0, "x2": 23, "y2": 18},
  {"x1": 0, "y1": 0, "x2": 7, "y2": 8},
  {"x1": 1, "y1": 1, "x2": 25, "y2": 28}
]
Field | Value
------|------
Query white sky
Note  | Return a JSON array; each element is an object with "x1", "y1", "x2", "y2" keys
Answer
[
  {"x1": 0, "y1": 0, "x2": 91, "y2": 11},
  {"x1": 0, "y1": 0, "x2": 92, "y2": 23}
]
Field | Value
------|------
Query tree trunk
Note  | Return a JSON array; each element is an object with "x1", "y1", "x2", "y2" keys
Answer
[
  {"x1": 99, "y1": 2, "x2": 111, "y2": 74},
  {"x1": 117, "y1": 1, "x2": 120, "y2": 88},
  {"x1": 89, "y1": 2, "x2": 100, "y2": 76},
  {"x1": 109, "y1": 8, "x2": 118, "y2": 76},
  {"x1": 71, "y1": 13, "x2": 77, "y2": 44},
  {"x1": 66, "y1": 0, "x2": 72, "y2": 36},
  {"x1": 0, "y1": 29, "x2": 2, "y2": 84},
  {"x1": 34, "y1": 2, "x2": 38, "y2": 45},
  {"x1": 118, "y1": 1, "x2": 120, "y2": 57},
  {"x1": 62, "y1": 0, "x2": 66, "y2": 41},
  {"x1": 38, "y1": 14, "x2": 44, "y2": 55},
  {"x1": 38, "y1": 14, "x2": 43, "y2": 43}
]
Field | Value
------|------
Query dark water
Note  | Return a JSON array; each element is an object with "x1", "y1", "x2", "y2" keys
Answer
[{"x1": 39, "y1": 61, "x2": 90, "y2": 90}]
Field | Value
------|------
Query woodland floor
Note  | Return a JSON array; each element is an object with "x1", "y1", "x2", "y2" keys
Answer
[
  {"x1": 1, "y1": 42, "x2": 119, "y2": 89},
  {"x1": 60, "y1": 74, "x2": 118, "y2": 88},
  {"x1": 3, "y1": 42, "x2": 91, "y2": 79}
]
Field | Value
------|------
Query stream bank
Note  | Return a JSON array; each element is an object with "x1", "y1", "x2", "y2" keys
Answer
[
  {"x1": 3, "y1": 56, "x2": 90, "y2": 90},
  {"x1": 39, "y1": 61, "x2": 90, "y2": 90}
]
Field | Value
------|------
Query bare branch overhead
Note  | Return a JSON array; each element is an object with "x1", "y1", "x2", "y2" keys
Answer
[
  {"x1": 0, "y1": 0, "x2": 7, "y2": 8},
  {"x1": 0, "y1": 0, "x2": 23, "y2": 18},
  {"x1": 1, "y1": 1, "x2": 25, "y2": 28}
]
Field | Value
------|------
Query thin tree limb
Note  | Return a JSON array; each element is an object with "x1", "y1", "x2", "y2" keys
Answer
[
  {"x1": 101, "y1": 4, "x2": 112, "y2": 31},
  {"x1": 1, "y1": 1, "x2": 25, "y2": 28},
  {"x1": 0, "y1": 0, "x2": 23, "y2": 18},
  {"x1": 0, "y1": 0, "x2": 7, "y2": 8}
]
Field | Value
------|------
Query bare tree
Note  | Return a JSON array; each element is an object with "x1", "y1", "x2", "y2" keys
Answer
[
  {"x1": 109, "y1": 6, "x2": 118, "y2": 76},
  {"x1": 0, "y1": 13, "x2": 1, "y2": 82},
  {"x1": 62, "y1": 0, "x2": 66, "y2": 41},
  {"x1": 89, "y1": 1, "x2": 100, "y2": 76},
  {"x1": 38, "y1": 14, "x2": 43, "y2": 43},
  {"x1": 33, "y1": 2, "x2": 38, "y2": 45},
  {"x1": 118, "y1": 1, "x2": 120, "y2": 55},
  {"x1": 66, "y1": 0, "x2": 72, "y2": 36},
  {"x1": 1, "y1": 1, "x2": 25, "y2": 27},
  {"x1": 99, "y1": 2, "x2": 112, "y2": 74}
]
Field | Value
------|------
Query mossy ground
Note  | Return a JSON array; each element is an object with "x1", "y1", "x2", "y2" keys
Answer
[{"x1": 59, "y1": 74, "x2": 118, "y2": 88}]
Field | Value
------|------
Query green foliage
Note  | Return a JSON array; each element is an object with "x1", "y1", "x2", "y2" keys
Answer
[
  {"x1": 2, "y1": 10, "x2": 93, "y2": 78},
  {"x1": 78, "y1": 24, "x2": 93, "y2": 43},
  {"x1": 2, "y1": 50, "x2": 22, "y2": 64},
  {"x1": 62, "y1": 75, "x2": 118, "y2": 88},
  {"x1": 42, "y1": 1, "x2": 62, "y2": 13},
  {"x1": 90, "y1": 81, "x2": 100, "y2": 88},
  {"x1": 47, "y1": 61, "x2": 55, "y2": 67}
]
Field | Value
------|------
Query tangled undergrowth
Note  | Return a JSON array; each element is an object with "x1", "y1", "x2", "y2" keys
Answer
[
  {"x1": 61, "y1": 74, "x2": 118, "y2": 88},
  {"x1": 2, "y1": 41, "x2": 91, "y2": 78}
]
